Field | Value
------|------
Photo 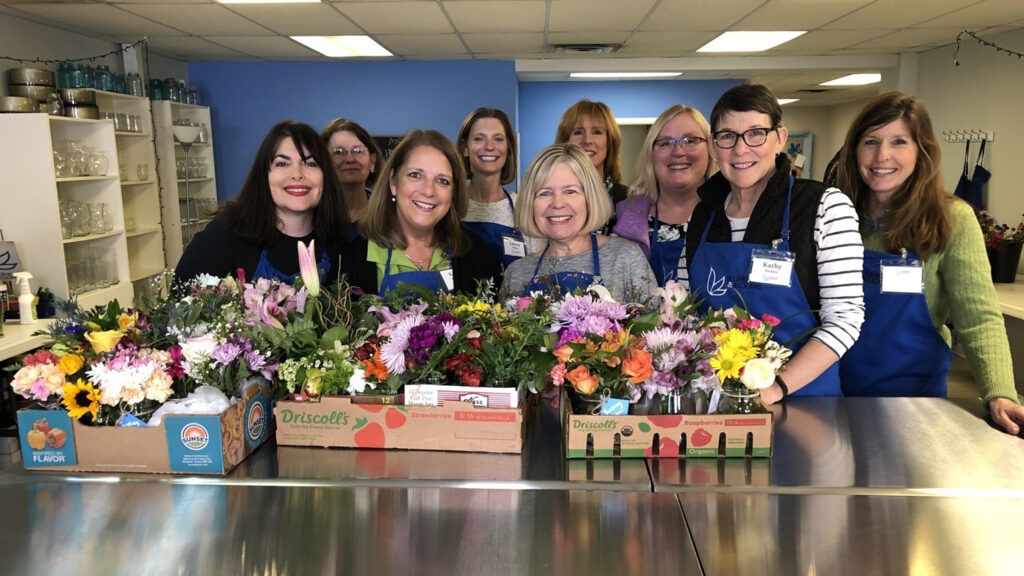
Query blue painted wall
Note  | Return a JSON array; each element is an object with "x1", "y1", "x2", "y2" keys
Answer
[
  {"x1": 188, "y1": 60, "x2": 518, "y2": 201},
  {"x1": 517, "y1": 79, "x2": 742, "y2": 180}
]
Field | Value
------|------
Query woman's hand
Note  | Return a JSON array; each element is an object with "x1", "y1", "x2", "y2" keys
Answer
[
  {"x1": 988, "y1": 397, "x2": 1024, "y2": 435},
  {"x1": 759, "y1": 382, "x2": 785, "y2": 406}
]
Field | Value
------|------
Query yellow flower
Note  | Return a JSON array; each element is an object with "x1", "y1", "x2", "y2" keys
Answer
[
  {"x1": 715, "y1": 330, "x2": 757, "y2": 363},
  {"x1": 62, "y1": 379, "x2": 100, "y2": 421},
  {"x1": 710, "y1": 348, "x2": 745, "y2": 382},
  {"x1": 454, "y1": 301, "x2": 493, "y2": 318},
  {"x1": 57, "y1": 354, "x2": 85, "y2": 376},
  {"x1": 117, "y1": 312, "x2": 137, "y2": 331},
  {"x1": 84, "y1": 330, "x2": 124, "y2": 354}
]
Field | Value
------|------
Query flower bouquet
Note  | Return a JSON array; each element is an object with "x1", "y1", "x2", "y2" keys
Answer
[{"x1": 977, "y1": 210, "x2": 1024, "y2": 283}]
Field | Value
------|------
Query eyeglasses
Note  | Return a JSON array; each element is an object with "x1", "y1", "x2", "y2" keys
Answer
[
  {"x1": 712, "y1": 126, "x2": 777, "y2": 149},
  {"x1": 331, "y1": 145, "x2": 368, "y2": 158},
  {"x1": 653, "y1": 136, "x2": 707, "y2": 152}
]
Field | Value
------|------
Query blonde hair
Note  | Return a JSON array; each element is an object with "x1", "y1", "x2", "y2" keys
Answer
[
  {"x1": 515, "y1": 143, "x2": 613, "y2": 239},
  {"x1": 360, "y1": 130, "x2": 470, "y2": 255},
  {"x1": 554, "y1": 100, "x2": 623, "y2": 184},
  {"x1": 630, "y1": 105, "x2": 716, "y2": 201}
]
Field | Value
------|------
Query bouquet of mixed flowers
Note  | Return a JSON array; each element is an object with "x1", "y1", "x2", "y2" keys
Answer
[
  {"x1": 977, "y1": 210, "x2": 1024, "y2": 251},
  {"x1": 9, "y1": 299, "x2": 182, "y2": 425}
]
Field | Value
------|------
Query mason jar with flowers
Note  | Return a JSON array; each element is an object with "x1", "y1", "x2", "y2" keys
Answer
[{"x1": 705, "y1": 308, "x2": 792, "y2": 414}]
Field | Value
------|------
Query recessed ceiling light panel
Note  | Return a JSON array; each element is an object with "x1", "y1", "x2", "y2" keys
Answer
[
  {"x1": 777, "y1": 98, "x2": 800, "y2": 105},
  {"x1": 820, "y1": 73, "x2": 882, "y2": 86},
  {"x1": 291, "y1": 36, "x2": 392, "y2": 58},
  {"x1": 219, "y1": 0, "x2": 320, "y2": 3},
  {"x1": 569, "y1": 72, "x2": 682, "y2": 79},
  {"x1": 697, "y1": 31, "x2": 805, "y2": 53}
]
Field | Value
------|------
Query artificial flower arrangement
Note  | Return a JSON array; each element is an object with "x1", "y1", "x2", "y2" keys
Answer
[{"x1": 977, "y1": 210, "x2": 1024, "y2": 252}]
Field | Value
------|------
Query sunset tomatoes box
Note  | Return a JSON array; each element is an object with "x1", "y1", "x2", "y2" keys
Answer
[
  {"x1": 17, "y1": 381, "x2": 274, "y2": 475},
  {"x1": 561, "y1": 390, "x2": 772, "y2": 459},
  {"x1": 274, "y1": 393, "x2": 532, "y2": 454}
]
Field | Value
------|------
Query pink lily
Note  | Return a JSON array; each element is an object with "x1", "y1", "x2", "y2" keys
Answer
[{"x1": 297, "y1": 240, "x2": 319, "y2": 297}]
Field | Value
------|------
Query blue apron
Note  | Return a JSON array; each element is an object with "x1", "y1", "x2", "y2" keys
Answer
[
  {"x1": 461, "y1": 191, "x2": 526, "y2": 268},
  {"x1": 649, "y1": 202, "x2": 686, "y2": 286},
  {"x1": 953, "y1": 141, "x2": 979, "y2": 208},
  {"x1": 378, "y1": 247, "x2": 448, "y2": 295},
  {"x1": 840, "y1": 248, "x2": 950, "y2": 397},
  {"x1": 965, "y1": 139, "x2": 990, "y2": 209},
  {"x1": 689, "y1": 175, "x2": 840, "y2": 396},
  {"x1": 252, "y1": 247, "x2": 330, "y2": 284},
  {"x1": 524, "y1": 233, "x2": 602, "y2": 295}
]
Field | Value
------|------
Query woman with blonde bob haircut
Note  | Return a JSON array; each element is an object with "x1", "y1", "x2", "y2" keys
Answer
[
  {"x1": 835, "y1": 91, "x2": 1024, "y2": 435},
  {"x1": 500, "y1": 143, "x2": 656, "y2": 300},
  {"x1": 613, "y1": 104, "x2": 716, "y2": 286},
  {"x1": 347, "y1": 130, "x2": 502, "y2": 295},
  {"x1": 555, "y1": 99, "x2": 629, "y2": 204}
]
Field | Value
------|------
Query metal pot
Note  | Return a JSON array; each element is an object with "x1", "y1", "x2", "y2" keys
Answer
[
  {"x1": 8, "y1": 84, "x2": 54, "y2": 103},
  {"x1": 60, "y1": 88, "x2": 96, "y2": 105},
  {"x1": 6, "y1": 67, "x2": 54, "y2": 86},
  {"x1": 0, "y1": 96, "x2": 38, "y2": 113},
  {"x1": 64, "y1": 104, "x2": 99, "y2": 120}
]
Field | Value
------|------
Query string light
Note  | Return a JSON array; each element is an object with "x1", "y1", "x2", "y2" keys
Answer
[
  {"x1": 0, "y1": 37, "x2": 149, "y2": 66},
  {"x1": 954, "y1": 29, "x2": 1024, "y2": 67}
]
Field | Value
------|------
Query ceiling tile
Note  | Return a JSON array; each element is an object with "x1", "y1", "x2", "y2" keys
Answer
[
  {"x1": 547, "y1": 31, "x2": 630, "y2": 45},
  {"x1": 226, "y1": 4, "x2": 362, "y2": 36},
  {"x1": 734, "y1": 0, "x2": 871, "y2": 30},
  {"x1": 639, "y1": 0, "x2": 765, "y2": 32},
  {"x1": 768, "y1": 29, "x2": 889, "y2": 52},
  {"x1": 462, "y1": 33, "x2": 544, "y2": 53},
  {"x1": 444, "y1": 0, "x2": 545, "y2": 33},
  {"x1": 331, "y1": 2, "x2": 453, "y2": 34},
  {"x1": 621, "y1": 30, "x2": 719, "y2": 54},
  {"x1": 118, "y1": 3, "x2": 270, "y2": 35},
  {"x1": 822, "y1": 0, "x2": 980, "y2": 30},
  {"x1": 374, "y1": 33, "x2": 467, "y2": 55},
  {"x1": 916, "y1": 0, "x2": 1024, "y2": 28},
  {"x1": 851, "y1": 27, "x2": 962, "y2": 49},
  {"x1": 203, "y1": 36, "x2": 323, "y2": 59},
  {"x1": 8, "y1": 3, "x2": 182, "y2": 36},
  {"x1": 146, "y1": 35, "x2": 249, "y2": 59},
  {"x1": 549, "y1": 0, "x2": 657, "y2": 32}
]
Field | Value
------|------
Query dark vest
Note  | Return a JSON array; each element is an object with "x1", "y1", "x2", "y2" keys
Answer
[{"x1": 685, "y1": 153, "x2": 825, "y2": 312}]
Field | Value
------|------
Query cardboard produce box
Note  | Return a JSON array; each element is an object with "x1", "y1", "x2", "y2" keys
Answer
[
  {"x1": 562, "y1": 390, "x2": 772, "y2": 459},
  {"x1": 275, "y1": 393, "x2": 531, "y2": 454},
  {"x1": 17, "y1": 382, "x2": 273, "y2": 475}
]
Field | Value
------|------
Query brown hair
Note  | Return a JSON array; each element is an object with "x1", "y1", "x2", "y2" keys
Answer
[
  {"x1": 456, "y1": 108, "x2": 517, "y2": 185},
  {"x1": 321, "y1": 117, "x2": 383, "y2": 186},
  {"x1": 630, "y1": 104, "x2": 716, "y2": 201},
  {"x1": 360, "y1": 130, "x2": 470, "y2": 256},
  {"x1": 554, "y1": 99, "x2": 623, "y2": 184},
  {"x1": 514, "y1": 143, "x2": 613, "y2": 238},
  {"x1": 710, "y1": 83, "x2": 783, "y2": 133},
  {"x1": 836, "y1": 91, "x2": 951, "y2": 258}
]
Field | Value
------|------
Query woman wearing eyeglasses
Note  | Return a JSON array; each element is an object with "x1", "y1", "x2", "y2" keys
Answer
[
  {"x1": 612, "y1": 105, "x2": 716, "y2": 287},
  {"x1": 683, "y1": 84, "x2": 865, "y2": 402},
  {"x1": 322, "y1": 118, "x2": 382, "y2": 223}
]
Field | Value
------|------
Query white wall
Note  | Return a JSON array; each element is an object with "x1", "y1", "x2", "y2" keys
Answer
[
  {"x1": 781, "y1": 98, "x2": 873, "y2": 182},
  {"x1": 0, "y1": 12, "x2": 187, "y2": 94}
]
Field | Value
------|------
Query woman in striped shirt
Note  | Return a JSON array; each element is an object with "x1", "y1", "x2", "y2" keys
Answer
[{"x1": 683, "y1": 83, "x2": 865, "y2": 403}]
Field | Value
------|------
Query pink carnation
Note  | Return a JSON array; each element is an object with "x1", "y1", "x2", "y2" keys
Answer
[
  {"x1": 760, "y1": 314, "x2": 781, "y2": 327},
  {"x1": 738, "y1": 318, "x2": 762, "y2": 330}
]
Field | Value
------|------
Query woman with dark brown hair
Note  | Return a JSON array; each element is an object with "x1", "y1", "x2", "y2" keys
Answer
[
  {"x1": 555, "y1": 99, "x2": 629, "y2": 205},
  {"x1": 347, "y1": 130, "x2": 502, "y2": 295},
  {"x1": 321, "y1": 118, "x2": 382, "y2": 223},
  {"x1": 836, "y1": 91, "x2": 1024, "y2": 435}
]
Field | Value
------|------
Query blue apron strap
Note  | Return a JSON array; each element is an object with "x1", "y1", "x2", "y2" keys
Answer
[
  {"x1": 699, "y1": 210, "x2": 717, "y2": 244},
  {"x1": 963, "y1": 140, "x2": 971, "y2": 176},
  {"x1": 532, "y1": 244, "x2": 550, "y2": 279},
  {"x1": 589, "y1": 233, "x2": 601, "y2": 278},
  {"x1": 650, "y1": 201, "x2": 659, "y2": 248},
  {"x1": 383, "y1": 247, "x2": 395, "y2": 283},
  {"x1": 780, "y1": 174, "x2": 794, "y2": 246}
]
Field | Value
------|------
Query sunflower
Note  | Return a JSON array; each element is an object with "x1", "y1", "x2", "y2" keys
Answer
[{"x1": 62, "y1": 379, "x2": 99, "y2": 423}]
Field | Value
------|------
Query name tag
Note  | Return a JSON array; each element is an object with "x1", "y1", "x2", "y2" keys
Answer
[
  {"x1": 749, "y1": 249, "x2": 795, "y2": 287},
  {"x1": 502, "y1": 234, "x2": 526, "y2": 258},
  {"x1": 440, "y1": 268, "x2": 455, "y2": 291},
  {"x1": 880, "y1": 259, "x2": 923, "y2": 293},
  {"x1": 600, "y1": 397, "x2": 630, "y2": 416}
]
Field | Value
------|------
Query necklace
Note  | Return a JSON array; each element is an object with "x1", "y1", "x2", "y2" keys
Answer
[{"x1": 404, "y1": 249, "x2": 429, "y2": 270}]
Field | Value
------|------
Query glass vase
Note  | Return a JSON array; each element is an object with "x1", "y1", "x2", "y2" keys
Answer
[{"x1": 717, "y1": 381, "x2": 762, "y2": 414}]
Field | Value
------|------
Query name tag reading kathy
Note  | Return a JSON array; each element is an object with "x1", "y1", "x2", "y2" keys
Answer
[
  {"x1": 502, "y1": 234, "x2": 526, "y2": 258},
  {"x1": 749, "y1": 249, "x2": 795, "y2": 287},
  {"x1": 880, "y1": 259, "x2": 923, "y2": 293},
  {"x1": 440, "y1": 268, "x2": 455, "y2": 291}
]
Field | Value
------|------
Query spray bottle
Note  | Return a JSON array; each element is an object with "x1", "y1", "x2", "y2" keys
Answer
[{"x1": 12, "y1": 272, "x2": 34, "y2": 325}]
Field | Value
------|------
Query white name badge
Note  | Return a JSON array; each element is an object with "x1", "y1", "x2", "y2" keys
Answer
[
  {"x1": 749, "y1": 249, "x2": 795, "y2": 287},
  {"x1": 502, "y1": 234, "x2": 526, "y2": 258},
  {"x1": 880, "y1": 259, "x2": 924, "y2": 293},
  {"x1": 440, "y1": 268, "x2": 455, "y2": 291}
]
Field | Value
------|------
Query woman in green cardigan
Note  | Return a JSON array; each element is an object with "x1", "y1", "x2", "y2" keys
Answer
[{"x1": 836, "y1": 91, "x2": 1024, "y2": 435}]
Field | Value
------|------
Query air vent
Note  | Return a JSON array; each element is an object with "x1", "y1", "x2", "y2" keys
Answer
[
  {"x1": 796, "y1": 88, "x2": 830, "y2": 93},
  {"x1": 552, "y1": 44, "x2": 621, "y2": 54}
]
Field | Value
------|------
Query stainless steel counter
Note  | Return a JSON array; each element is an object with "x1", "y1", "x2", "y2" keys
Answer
[{"x1": 1, "y1": 397, "x2": 1022, "y2": 575}]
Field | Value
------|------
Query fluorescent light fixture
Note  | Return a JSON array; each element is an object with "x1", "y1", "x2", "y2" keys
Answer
[
  {"x1": 820, "y1": 73, "x2": 881, "y2": 86},
  {"x1": 291, "y1": 35, "x2": 392, "y2": 57},
  {"x1": 218, "y1": 0, "x2": 319, "y2": 3},
  {"x1": 777, "y1": 98, "x2": 800, "y2": 105},
  {"x1": 697, "y1": 31, "x2": 805, "y2": 52},
  {"x1": 569, "y1": 72, "x2": 682, "y2": 79}
]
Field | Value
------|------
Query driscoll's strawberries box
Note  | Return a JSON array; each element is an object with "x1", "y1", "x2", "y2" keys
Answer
[
  {"x1": 275, "y1": 394, "x2": 530, "y2": 454},
  {"x1": 17, "y1": 381, "x2": 273, "y2": 475},
  {"x1": 562, "y1": 390, "x2": 772, "y2": 459}
]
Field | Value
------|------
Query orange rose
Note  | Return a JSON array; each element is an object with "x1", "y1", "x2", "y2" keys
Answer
[
  {"x1": 622, "y1": 347, "x2": 653, "y2": 384},
  {"x1": 553, "y1": 344, "x2": 574, "y2": 363},
  {"x1": 565, "y1": 365, "x2": 600, "y2": 395}
]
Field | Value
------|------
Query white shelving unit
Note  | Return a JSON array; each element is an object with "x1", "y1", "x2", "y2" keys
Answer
[
  {"x1": 0, "y1": 113, "x2": 133, "y2": 310},
  {"x1": 94, "y1": 90, "x2": 167, "y2": 302},
  {"x1": 153, "y1": 101, "x2": 218, "y2": 268}
]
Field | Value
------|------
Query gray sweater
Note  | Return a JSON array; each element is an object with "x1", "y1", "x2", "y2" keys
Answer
[{"x1": 500, "y1": 235, "x2": 657, "y2": 302}]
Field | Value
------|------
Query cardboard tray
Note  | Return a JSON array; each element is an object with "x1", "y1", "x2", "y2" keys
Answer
[
  {"x1": 561, "y1": 389, "x2": 772, "y2": 459},
  {"x1": 17, "y1": 382, "x2": 273, "y2": 475},
  {"x1": 275, "y1": 393, "x2": 532, "y2": 454}
]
